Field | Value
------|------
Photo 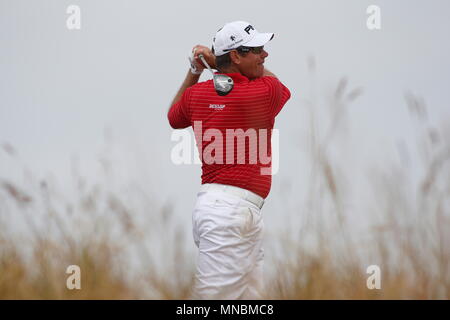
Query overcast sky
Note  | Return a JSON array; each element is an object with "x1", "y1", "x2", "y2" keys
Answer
[{"x1": 1, "y1": 0, "x2": 449, "y2": 239}]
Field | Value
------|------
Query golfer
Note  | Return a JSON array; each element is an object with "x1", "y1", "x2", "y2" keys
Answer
[{"x1": 168, "y1": 21, "x2": 291, "y2": 299}]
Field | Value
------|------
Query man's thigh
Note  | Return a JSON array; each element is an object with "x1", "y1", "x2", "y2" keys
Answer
[{"x1": 192, "y1": 192, "x2": 264, "y2": 299}]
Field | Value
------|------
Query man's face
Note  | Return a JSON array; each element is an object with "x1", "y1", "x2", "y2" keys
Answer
[{"x1": 235, "y1": 47, "x2": 269, "y2": 80}]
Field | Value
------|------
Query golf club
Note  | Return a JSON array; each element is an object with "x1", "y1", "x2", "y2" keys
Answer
[{"x1": 198, "y1": 54, "x2": 234, "y2": 96}]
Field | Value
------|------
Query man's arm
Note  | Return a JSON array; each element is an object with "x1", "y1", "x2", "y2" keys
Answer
[
  {"x1": 168, "y1": 45, "x2": 216, "y2": 110},
  {"x1": 263, "y1": 68, "x2": 277, "y2": 78},
  {"x1": 169, "y1": 70, "x2": 200, "y2": 107}
]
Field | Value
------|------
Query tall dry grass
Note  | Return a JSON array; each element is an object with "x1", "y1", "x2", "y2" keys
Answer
[
  {"x1": 0, "y1": 66, "x2": 449, "y2": 299},
  {"x1": 265, "y1": 61, "x2": 450, "y2": 299},
  {"x1": 0, "y1": 144, "x2": 195, "y2": 299}
]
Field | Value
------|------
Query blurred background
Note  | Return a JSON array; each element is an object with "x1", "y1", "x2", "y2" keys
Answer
[{"x1": 1, "y1": 0, "x2": 449, "y2": 298}]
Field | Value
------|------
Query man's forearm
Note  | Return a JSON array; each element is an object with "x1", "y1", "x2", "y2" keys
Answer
[
  {"x1": 170, "y1": 70, "x2": 201, "y2": 108},
  {"x1": 263, "y1": 68, "x2": 277, "y2": 78}
]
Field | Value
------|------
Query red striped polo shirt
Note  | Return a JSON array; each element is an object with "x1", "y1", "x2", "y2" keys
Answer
[{"x1": 168, "y1": 72, "x2": 290, "y2": 198}]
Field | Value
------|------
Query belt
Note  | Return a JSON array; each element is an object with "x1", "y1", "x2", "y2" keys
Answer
[{"x1": 200, "y1": 183, "x2": 265, "y2": 209}]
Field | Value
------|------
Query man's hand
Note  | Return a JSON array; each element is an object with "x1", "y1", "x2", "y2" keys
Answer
[
  {"x1": 170, "y1": 45, "x2": 217, "y2": 110},
  {"x1": 189, "y1": 45, "x2": 216, "y2": 72},
  {"x1": 189, "y1": 48, "x2": 204, "y2": 75}
]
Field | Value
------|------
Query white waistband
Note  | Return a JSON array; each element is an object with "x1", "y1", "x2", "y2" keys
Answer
[{"x1": 200, "y1": 183, "x2": 265, "y2": 209}]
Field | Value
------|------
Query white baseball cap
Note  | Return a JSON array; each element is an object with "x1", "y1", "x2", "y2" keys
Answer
[{"x1": 212, "y1": 21, "x2": 274, "y2": 56}]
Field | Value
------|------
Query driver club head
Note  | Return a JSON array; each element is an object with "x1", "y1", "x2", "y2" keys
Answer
[
  {"x1": 198, "y1": 54, "x2": 234, "y2": 96},
  {"x1": 213, "y1": 74, "x2": 234, "y2": 96}
]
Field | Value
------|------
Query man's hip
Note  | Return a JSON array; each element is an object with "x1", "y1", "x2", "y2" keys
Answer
[
  {"x1": 191, "y1": 183, "x2": 265, "y2": 299},
  {"x1": 199, "y1": 183, "x2": 265, "y2": 209}
]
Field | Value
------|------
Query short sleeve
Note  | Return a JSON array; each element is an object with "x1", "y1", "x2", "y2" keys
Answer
[
  {"x1": 261, "y1": 76, "x2": 291, "y2": 118},
  {"x1": 167, "y1": 87, "x2": 192, "y2": 129}
]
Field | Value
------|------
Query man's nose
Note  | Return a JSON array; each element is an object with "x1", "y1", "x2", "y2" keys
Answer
[{"x1": 262, "y1": 49, "x2": 269, "y2": 58}]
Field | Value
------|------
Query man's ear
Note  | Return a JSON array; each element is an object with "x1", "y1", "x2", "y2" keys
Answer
[{"x1": 229, "y1": 51, "x2": 241, "y2": 65}]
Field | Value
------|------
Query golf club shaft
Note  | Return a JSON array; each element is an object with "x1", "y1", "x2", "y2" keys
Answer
[{"x1": 198, "y1": 54, "x2": 214, "y2": 74}]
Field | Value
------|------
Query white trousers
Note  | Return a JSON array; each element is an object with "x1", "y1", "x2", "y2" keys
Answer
[{"x1": 191, "y1": 184, "x2": 265, "y2": 300}]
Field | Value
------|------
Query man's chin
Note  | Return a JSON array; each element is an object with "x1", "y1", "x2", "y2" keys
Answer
[
  {"x1": 245, "y1": 68, "x2": 264, "y2": 80},
  {"x1": 257, "y1": 69, "x2": 265, "y2": 78}
]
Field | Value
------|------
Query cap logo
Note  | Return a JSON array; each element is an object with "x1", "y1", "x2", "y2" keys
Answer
[
  {"x1": 244, "y1": 25, "x2": 254, "y2": 34},
  {"x1": 227, "y1": 39, "x2": 243, "y2": 48},
  {"x1": 230, "y1": 35, "x2": 236, "y2": 41}
]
